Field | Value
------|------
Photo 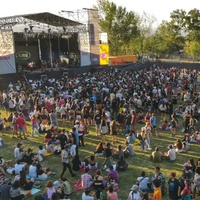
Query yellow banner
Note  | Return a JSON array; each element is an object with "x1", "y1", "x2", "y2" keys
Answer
[{"x1": 100, "y1": 44, "x2": 109, "y2": 65}]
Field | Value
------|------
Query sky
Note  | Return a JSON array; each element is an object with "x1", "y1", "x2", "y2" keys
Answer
[{"x1": 0, "y1": 0, "x2": 199, "y2": 25}]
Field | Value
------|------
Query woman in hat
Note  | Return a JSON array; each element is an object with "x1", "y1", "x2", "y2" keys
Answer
[{"x1": 128, "y1": 184, "x2": 142, "y2": 200}]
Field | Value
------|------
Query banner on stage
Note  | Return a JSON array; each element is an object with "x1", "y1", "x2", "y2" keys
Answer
[{"x1": 0, "y1": 29, "x2": 16, "y2": 74}]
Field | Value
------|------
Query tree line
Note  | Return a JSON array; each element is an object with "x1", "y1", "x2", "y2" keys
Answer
[{"x1": 95, "y1": 0, "x2": 200, "y2": 61}]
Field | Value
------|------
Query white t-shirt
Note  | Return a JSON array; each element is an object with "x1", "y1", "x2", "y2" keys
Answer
[
  {"x1": 128, "y1": 191, "x2": 142, "y2": 200},
  {"x1": 168, "y1": 149, "x2": 176, "y2": 161},
  {"x1": 14, "y1": 163, "x2": 25, "y2": 175},
  {"x1": 137, "y1": 177, "x2": 149, "y2": 190},
  {"x1": 14, "y1": 147, "x2": 20, "y2": 158},
  {"x1": 29, "y1": 165, "x2": 37, "y2": 178},
  {"x1": 70, "y1": 144, "x2": 77, "y2": 157},
  {"x1": 38, "y1": 149, "x2": 46, "y2": 157}
]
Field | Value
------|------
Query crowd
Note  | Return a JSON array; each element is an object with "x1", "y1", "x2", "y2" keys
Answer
[{"x1": 0, "y1": 65, "x2": 200, "y2": 200}]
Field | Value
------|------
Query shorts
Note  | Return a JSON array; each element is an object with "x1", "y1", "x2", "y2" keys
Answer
[
  {"x1": 101, "y1": 126, "x2": 108, "y2": 134},
  {"x1": 61, "y1": 114, "x2": 66, "y2": 119},
  {"x1": 0, "y1": 124, "x2": 3, "y2": 131},
  {"x1": 19, "y1": 127, "x2": 25, "y2": 132},
  {"x1": 96, "y1": 124, "x2": 100, "y2": 129}
]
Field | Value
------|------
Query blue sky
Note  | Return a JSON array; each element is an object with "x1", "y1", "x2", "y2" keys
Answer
[{"x1": 0, "y1": 0, "x2": 199, "y2": 24}]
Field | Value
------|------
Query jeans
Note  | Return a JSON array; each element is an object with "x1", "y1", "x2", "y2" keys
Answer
[{"x1": 31, "y1": 124, "x2": 39, "y2": 136}]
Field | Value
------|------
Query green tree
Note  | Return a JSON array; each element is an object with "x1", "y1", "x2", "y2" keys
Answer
[
  {"x1": 95, "y1": 0, "x2": 139, "y2": 56},
  {"x1": 184, "y1": 40, "x2": 200, "y2": 60}
]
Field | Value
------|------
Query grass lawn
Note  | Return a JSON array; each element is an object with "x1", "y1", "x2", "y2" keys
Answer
[{"x1": 1, "y1": 108, "x2": 200, "y2": 200}]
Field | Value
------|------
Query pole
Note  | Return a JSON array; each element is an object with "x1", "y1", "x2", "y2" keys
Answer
[
  {"x1": 38, "y1": 37, "x2": 42, "y2": 60},
  {"x1": 58, "y1": 36, "x2": 60, "y2": 62},
  {"x1": 49, "y1": 36, "x2": 53, "y2": 67}
]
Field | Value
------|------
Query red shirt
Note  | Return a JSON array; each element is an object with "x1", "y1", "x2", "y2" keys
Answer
[{"x1": 16, "y1": 116, "x2": 25, "y2": 128}]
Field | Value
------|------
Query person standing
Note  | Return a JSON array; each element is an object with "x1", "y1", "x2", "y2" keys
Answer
[
  {"x1": 16, "y1": 113, "x2": 26, "y2": 140},
  {"x1": 31, "y1": 115, "x2": 40, "y2": 137},
  {"x1": 150, "y1": 113, "x2": 158, "y2": 137},
  {"x1": 110, "y1": 118, "x2": 120, "y2": 144},
  {"x1": 60, "y1": 145, "x2": 76, "y2": 178},
  {"x1": 94, "y1": 110, "x2": 101, "y2": 136},
  {"x1": 0, "y1": 112, "x2": 4, "y2": 136},
  {"x1": 168, "y1": 172, "x2": 180, "y2": 200},
  {"x1": 148, "y1": 179, "x2": 162, "y2": 200},
  {"x1": 49, "y1": 109, "x2": 58, "y2": 128}
]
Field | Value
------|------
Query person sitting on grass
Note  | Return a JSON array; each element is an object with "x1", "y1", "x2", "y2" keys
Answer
[
  {"x1": 37, "y1": 145, "x2": 46, "y2": 162},
  {"x1": 108, "y1": 165, "x2": 119, "y2": 184},
  {"x1": 81, "y1": 167, "x2": 94, "y2": 189},
  {"x1": 123, "y1": 141, "x2": 135, "y2": 158},
  {"x1": 94, "y1": 142, "x2": 104, "y2": 156},
  {"x1": 163, "y1": 145, "x2": 176, "y2": 162},
  {"x1": 150, "y1": 147, "x2": 162, "y2": 162},
  {"x1": 107, "y1": 185, "x2": 118, "y2": 200},
  {"x1": 87, "y1": 155, "x2": 98, "y2": 170},
  {"x1": 10, "y1": 180, "x2": 31, "y2": 200},
  {"x1": 36, "y1": 163, "x2": 53, "y2": 180},
  {"x1": 14, "y1": 159, "x2": 27, "y2": 175},
  {"x1": 116, "y1": 156, "x2": 128, "y2": 171},
  {"x1": 19, "y1": 170, "x2": 34, "y2": 191},
  {"x1": 72, "y1": 154, "x2": 84, "y2": 171},
  {"x1": 159, "y1": 120, "x2": 170, "y2": 131}
]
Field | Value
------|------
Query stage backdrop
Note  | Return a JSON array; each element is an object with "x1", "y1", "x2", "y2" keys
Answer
[
  {"x1": 0, "y1": 29, "x2": 16, "y2": 74},
  {"x1": 15, "y1": 45, "x2": 39, "y2": 66}
]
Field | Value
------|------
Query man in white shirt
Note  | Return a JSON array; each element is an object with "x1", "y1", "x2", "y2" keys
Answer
[
  {"x1": 14, "y1": 143, "x2": 22, "y2": 159},
  {"x1": 14, "y1": 160, "x2": 26, "y2": 175},
  {"x1": 167, "y1": 145, "x2": 176, "y2": 161},
  {"x1": 29, "y1": 162, "x2": 37, "y2": 178}
]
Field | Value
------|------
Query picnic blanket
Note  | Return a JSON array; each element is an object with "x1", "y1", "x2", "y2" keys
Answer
[
  {"x1": 21, "y1": 188, "x2": 40, "y2": 195},
  {"x1": 73, "y1": 179, "x2": 119, "y2": 191},
  {"x1": 73, "y1": 179, "x2": 85, "y2": 191},
  {"x1": 79, "y1": 168, "x2": 98, "y2": 173}
]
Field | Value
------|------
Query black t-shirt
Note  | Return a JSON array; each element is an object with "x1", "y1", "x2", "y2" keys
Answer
[
  {"x1": 168, "y1": 178, "x2": 180, "y2": 199},
  {"x1": 94, "y1": 114, "x2": 101, "y2": 124},
  {"x1": 105, "y1": 148, "x2": 112, "y2": 157}
]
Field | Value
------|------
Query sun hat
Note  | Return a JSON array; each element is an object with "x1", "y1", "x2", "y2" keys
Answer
[{"x1": 130, "y1": 184, "x2": 138, "y2": 191}]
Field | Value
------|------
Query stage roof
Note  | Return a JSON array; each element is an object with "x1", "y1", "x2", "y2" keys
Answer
[
  {"x1": 0, "y1": 12, "x2": 82, "y2": 27},
  {"x1": 0, "y1": 12, "x2": 85, "y2": 34}
]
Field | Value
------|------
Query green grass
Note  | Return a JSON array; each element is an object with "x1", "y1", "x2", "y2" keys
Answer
[{"x1": 1, "y1": 109, "x2": 200, "y2": 200}]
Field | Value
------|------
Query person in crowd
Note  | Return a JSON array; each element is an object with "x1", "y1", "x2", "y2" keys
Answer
[
  {"x1": 94, "y1": 142, "x2": 104, "y2": 156},
  {"x1": 148, "y1": 179, "x2": 162, "y2": 200},
  {"x1": 167, "y1": 172, "x2": 180, "y2": 200},
  {"x1": 72, "y1": 154, "x2": 83, "y2": 171},
  {"x1": 163, "y1": 145, "x2": 176, "y2": 162},
  {"x1": 110, "y1": 118, "x2": 120, "y2": 144},
  {"x1": 81, "y1": 167, "x2": 94, "y2": 189},
  {"x1": 60, "y1": 144, "x2": 76, "y2": 178},
  {"x1": 150, "y1": 147, "x2": 162, "y2": 162},
  {"x1": 81, "y1": 189, "x2": 96, "y2": 200},
  {"x1": 136, "y1": 171, "x2": 149, "y2": 191},
  {"x1": 108, "y1": 165, "x2": 119, "y2": 184},
  {"x1": 127, "y1": 184, "x2": 141, "y2": 200},
  {"x1": 42, "y1": 180, "x2": 56, "y2": 200},
  {"x1": 116, "y1": 156, "x2": 128, "y2": 171},
  {"x1": 123, "y1": 142, "x2": 135, "y2": 158},
  {"x1": 107, "y1": 185, "x2": 118, "y2": 200},
  {"x1": 102, "y1": 143, "x2": 113, "y2": 171}
]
